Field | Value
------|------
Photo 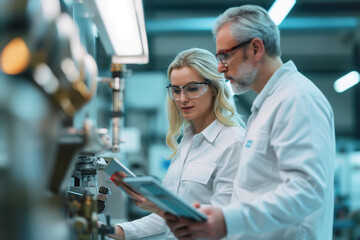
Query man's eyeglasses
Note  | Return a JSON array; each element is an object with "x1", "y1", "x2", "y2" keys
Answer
[
  {"x1": 215, "y1": 39, "x2": 253, "y2": 66},
  {"x1": 166, "y1": 80, "x2": 210, "y2": 100}
]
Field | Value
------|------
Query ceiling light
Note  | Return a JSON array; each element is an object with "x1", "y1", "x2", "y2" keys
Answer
[
  {"x1": 334, "y1": 71, "x2": 360, "y2": 93},
  {"x1": 85, "y1": 0, "x2": 148, "y2": 64},
  {"x1": 268, "y1": 0, "x2": 296, "y2": 26}
]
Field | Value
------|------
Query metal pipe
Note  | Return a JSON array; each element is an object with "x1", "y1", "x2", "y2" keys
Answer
[{"x1": 110, "y1": 63, "x2": 126, "y2": 153}]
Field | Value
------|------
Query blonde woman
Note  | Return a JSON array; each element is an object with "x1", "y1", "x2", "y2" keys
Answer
[{"x1": 109, "y1": 48, "x2": 246, "y2": 240}]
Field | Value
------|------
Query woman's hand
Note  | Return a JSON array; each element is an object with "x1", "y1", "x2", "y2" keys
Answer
[
  {"x1": 110, "y1": 172, "x2": 165, "y2": 217},
  {"x1": 108, "y1": 225, "x2": 126, "y2": 240}
]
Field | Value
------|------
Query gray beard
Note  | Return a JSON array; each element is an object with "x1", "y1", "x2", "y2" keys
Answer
[{"x1": 230, "y1": 61, "x2": 258, "y2": 95}]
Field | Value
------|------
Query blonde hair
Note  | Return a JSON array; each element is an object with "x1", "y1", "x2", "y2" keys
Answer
[{"x1": 166, "y1": 48, "x2": 245, "y2": 158}]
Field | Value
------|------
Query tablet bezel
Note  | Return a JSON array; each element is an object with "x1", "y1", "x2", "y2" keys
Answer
[{"x1": 103, "y1": 157, "x2": 137, "y2": 178}]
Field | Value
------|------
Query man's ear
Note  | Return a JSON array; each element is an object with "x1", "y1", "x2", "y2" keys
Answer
[{"x1": 250, "y1": 38, "x2": 265, "y2": 61}]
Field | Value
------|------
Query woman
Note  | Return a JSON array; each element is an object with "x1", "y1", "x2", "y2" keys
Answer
[{"x1": 109, "y1": 48, "x2": 245, "y2": 239}]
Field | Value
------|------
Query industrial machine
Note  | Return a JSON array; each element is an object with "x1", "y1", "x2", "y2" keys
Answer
[{"x1": 0, "y1": 0, "x2": 148, "y2": 239}]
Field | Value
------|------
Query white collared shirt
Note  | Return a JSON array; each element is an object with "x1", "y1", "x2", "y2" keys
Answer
[
  {"x1": 119, "y1": 120, "x2": 245, "y2": 239},
  {"x1": 222, "y1": 61, "x2": 336, "y2": 240}
]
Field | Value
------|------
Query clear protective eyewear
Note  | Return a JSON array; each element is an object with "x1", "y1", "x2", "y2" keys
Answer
[
  {"x1": 215, "y1": 39, "x2": 253, "y2": 66},
  {"x1": 166, "y1": 80, "x2": 210, "y2": 100}
]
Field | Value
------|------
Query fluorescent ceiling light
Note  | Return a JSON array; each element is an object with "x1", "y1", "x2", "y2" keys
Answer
[
  {"x1": 334, "y1": 71, "x2": 360, "y2": 93},
  {"x1": 86, "y1": 0, "x2": 148, "y2": 64},
  {"x1": 145, "y1": 17, "x2": 358, "y2": 34},
  {"x1": 268, "y1": 0, "x2": 296, "y2": 26}
]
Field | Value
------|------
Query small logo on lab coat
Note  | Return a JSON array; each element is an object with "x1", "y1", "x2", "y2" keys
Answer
[{"x1": 245, "y1": 140, "x2": 253, "y2": 148}]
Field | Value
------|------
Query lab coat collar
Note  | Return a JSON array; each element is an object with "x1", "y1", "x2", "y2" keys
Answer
[
  {"x1": 251, "y1": 60, "x2": 297, "y2": 113},
  {"x1": 182, "y1": 124, "x2": 194, "y2": 142},
  {"x1": 183, "y1": 120, "x2": 224, "y2": 143},
  {"x1": 201, "y1": 119, "x2": 224, "y2": 143}
]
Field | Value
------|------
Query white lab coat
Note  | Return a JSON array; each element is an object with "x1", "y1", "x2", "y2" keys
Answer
[
  {"x1": 118, "y1": 120, "x2": 245, "y2": 239},
  {"x1": 222, "y1": 61, "x2": 335, "y2": 240}
]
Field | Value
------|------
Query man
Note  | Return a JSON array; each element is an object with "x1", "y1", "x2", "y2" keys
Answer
[{"x1": 165, "y1": 4, "x2": 335, "y2": 240}]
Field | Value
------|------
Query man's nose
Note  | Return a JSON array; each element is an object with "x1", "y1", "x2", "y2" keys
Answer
[{"x1": 218, "y1": 61, "x2": 227, "y2": 73}]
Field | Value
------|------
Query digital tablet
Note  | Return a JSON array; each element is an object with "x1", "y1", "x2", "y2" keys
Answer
[
  {"x1": 124, "y1": 176, "x2": 208, "y2": 222},
  {"x1": 103, "y1": 157, "x2": 136, "y2": 177}
]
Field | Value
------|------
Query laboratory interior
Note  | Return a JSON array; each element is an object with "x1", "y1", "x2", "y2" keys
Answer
[{"x1": 0, "y1": 0, "x2": 360, "y2": 239}]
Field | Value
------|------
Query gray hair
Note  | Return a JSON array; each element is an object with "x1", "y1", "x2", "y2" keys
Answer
[{"x1": 212, "y1": 4, "x2": 281, "y2": 57}]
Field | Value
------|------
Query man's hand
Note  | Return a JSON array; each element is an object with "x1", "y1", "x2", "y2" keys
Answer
[
  {"x1": 110, "y1": 173, "x2": 165, "y2": 217},
  {"x1": 165, "y1": 206, "x2": 227, "y2": 240},
  {"x1": 164, "y1": 213, "x2": 194, "y2": 240}
]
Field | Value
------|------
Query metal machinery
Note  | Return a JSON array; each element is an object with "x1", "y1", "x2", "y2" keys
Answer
[{"x1": 0, "y1": 0, "x2": 148, "y2": 239}]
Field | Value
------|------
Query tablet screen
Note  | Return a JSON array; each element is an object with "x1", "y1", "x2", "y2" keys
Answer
[{"x1": 124, "y1": 176, "x2": 207, "y2": 222}]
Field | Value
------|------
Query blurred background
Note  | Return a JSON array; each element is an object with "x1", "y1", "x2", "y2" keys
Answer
[{"x1": 0, "y1": 0, "x2": 360, "y2": 239}]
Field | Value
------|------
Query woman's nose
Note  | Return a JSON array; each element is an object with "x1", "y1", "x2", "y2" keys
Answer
[{"x1": 179, "y1": 90, "x2": 188, "y2": 102}]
